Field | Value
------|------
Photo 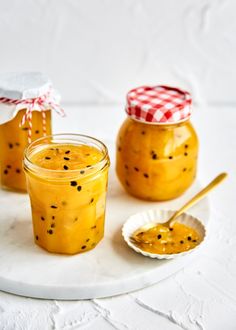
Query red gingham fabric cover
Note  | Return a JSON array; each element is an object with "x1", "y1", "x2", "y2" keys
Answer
[{"x1": 126, "y1": 85, "x2": 192, "y2": 124}]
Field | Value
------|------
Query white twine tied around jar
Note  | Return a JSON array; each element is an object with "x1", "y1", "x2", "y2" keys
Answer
[{"x1": 0, "y1": 89, "x2": 65, "y2": 143}]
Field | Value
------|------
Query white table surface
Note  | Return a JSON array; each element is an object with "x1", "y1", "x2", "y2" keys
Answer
[{"x1": 0, "y1": 104, "x2": 235, "y2": 330}]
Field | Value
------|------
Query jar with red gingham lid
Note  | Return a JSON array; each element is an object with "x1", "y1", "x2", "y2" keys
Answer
[
  {"x1": 0, "y1": 72, "x2": 64, "y2": 192},
  {"x1": 116, "y1": 85, "x2": 199, "y2": 201}
]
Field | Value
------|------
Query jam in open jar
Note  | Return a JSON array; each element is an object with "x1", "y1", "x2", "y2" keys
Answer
[
  {"x1": 116, "y1": 86, "x2": 199, "y2": 201},
  {"x1": 24, "y1": 134, "x2": 110, "y2": 255}
]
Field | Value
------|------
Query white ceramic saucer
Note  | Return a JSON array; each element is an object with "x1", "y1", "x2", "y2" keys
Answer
[{"x1": 122, "y1": 209, "x2": 206, "y2": 260}]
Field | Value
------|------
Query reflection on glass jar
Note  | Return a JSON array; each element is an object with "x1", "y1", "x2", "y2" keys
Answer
[
  {"x1": 116, "y1": 85, "x2": 199, "y2": 201},
  {"x1": 0, "y1": 72, "x2": 62, "y2": 192},
  {"x1": 24, "y1": 134, "x2": 110, "y2": 255},
  {"x1": 0, "y1": 109, "x2": 51, "y2": 191},
  {"x1": 116, "y1": 118, "x2": 198, "y2": 200}
]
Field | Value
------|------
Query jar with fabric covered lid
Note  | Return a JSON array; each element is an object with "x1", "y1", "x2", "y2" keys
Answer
[
  {"x1": 0, "y1": 72, "x2": 64, "y2": 192},
  {"x1": 116, "y1": 85, "x2": 199, "y2": 201}
]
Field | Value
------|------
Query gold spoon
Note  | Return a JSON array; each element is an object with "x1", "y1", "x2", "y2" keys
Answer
[{"x1": 131, "y1": 172, "x2": 228, "y2": 244}]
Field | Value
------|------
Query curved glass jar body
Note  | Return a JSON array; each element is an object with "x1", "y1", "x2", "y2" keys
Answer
[
  {"x1": 24, "y1": 134, "x2": 110, "y2": 255},
  {"x1": 116, "y1": 117, "x2": 198, "y2": 201},
  {"x1": 0, "y1": 109, "x2": 51, "y2": 191}
]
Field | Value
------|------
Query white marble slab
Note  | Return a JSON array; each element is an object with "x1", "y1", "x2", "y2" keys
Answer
[{"x1": 0, "y1": 166, "x2": 210, "y2": 300}]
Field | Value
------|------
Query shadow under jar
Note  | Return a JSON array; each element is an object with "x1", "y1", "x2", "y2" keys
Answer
[
  {"x1": 24, "y1": 134, "x2": 110, "y2": 255},
  {"x1": 116, "y1": 85, "x2": 199, "y2": 201}
]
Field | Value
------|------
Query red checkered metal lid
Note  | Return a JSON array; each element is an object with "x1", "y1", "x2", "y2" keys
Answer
[{"x1": 126, "y1": 85, "x2": 192, "y2": 124}]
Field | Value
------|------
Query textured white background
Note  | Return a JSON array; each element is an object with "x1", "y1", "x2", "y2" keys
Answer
[
  {"x1": 0, "y1": 1, "x2": 236, "y2": 329},
  {"x1": 0, "y1": 0, "x2": 236, "y2": 105}
]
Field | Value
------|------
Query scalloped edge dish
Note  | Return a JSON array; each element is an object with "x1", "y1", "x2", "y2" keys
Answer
[{"x1": 122, "y1": 209, "x2": 207, "y2": 259}]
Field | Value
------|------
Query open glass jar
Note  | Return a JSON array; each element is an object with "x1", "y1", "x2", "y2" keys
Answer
[
  {"x1": 24, "y1": 134, "x2": 110, "y2": 255},
  {"x1": 0, "y1": 72, "x2": 62, "y2": 192},
  {"x1": 116, "y1": 86, "x2": 199, "y2": 201}
]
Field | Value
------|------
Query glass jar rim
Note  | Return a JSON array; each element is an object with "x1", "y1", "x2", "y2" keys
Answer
[
  {"x1": 128, "y1": 116, "x2": 191, "y2": 126},
  {"x1": 24, "y1": 133, "x2": 109, "y2": 179}
]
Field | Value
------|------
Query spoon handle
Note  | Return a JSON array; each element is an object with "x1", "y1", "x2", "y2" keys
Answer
[{"x1": 167, "y1": 172, "x2": 228, "y2": 226}]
